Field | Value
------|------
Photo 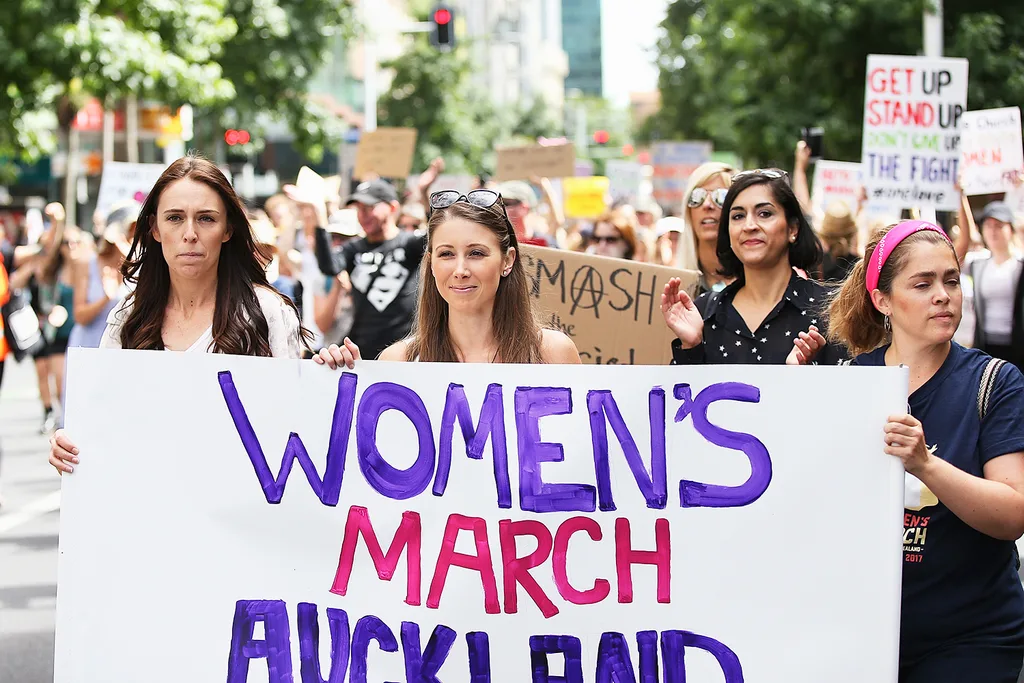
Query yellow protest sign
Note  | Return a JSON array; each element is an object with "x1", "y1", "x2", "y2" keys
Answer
[{"x1": 562, "y1": 176, "x2": 609, "y2": 218}]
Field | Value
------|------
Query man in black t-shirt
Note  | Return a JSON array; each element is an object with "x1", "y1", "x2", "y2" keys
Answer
[{"x1": 314, "y1": 179, "x2": 426, "y2": 359}]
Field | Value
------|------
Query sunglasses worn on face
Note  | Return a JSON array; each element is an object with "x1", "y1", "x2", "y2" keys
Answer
[
  {"x1": 687, "y1": 187, "x2": 729, "y2": 208},
  {"x1": 593, "y1": 235, "x2": 622, "y2": 244},
  {"x1": 732, "y1": 168, "x2": 790, "y2": 183}
]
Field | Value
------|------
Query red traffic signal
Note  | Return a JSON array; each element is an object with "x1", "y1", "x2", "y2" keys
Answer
[
  {"x1": 593, "y1": 130, "x2": 610, "y2": 145},
  {"x1": 430, "y1": 5, "x2": 455, "y2": 49},
  {"x1": 224, "y1": 129, "x2": 251, "y2": 146}
]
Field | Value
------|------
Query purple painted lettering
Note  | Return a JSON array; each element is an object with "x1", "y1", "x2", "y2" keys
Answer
[
  {"x1": 297, "y1": 603, "x2": 348, "y2": 683},
  {"x1": 356, "y1": 382, "x2": 436, "y2": 500},
  {"x1": 530, "y1": 635, "x2": 585, "y2": 683},
  {"x1": 661, "y1": 630, "x2": 744, "y2": 683},
  {"x1": 226, "y1": 599, "x2": 294, "y2": 683},
  {"x1": 400, "y1": 621, "x2": 457, "y2": 683},
  {"x1": 350, "y1": 615, "x2": 399, "y2": 683},
  {"x1": 467, "y1": 632, "x2": 491, "y2": 683}
]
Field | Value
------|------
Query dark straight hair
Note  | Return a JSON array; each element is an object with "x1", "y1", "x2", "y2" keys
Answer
[
  {"x1": 716, "y1": 171, "x2": 822, "y2": 279},
  {"x1": 119, "y1": 152, "x2": 308, "y2": 355}
]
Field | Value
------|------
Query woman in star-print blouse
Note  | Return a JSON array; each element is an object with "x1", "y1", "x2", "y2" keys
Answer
[{"x1": 661, "y1": 168, "x2": 848, "y2": 366}]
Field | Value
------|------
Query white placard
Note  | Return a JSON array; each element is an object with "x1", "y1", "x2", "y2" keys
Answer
[
  {"x1": 94, "y1": 161, "x2": 169, "y2": 218},
  {"x1": 811, "y1": 161, "x2": 863, "y2": 215},
  {"x1": 960, "y1": 107, "x2": 1024, "y2": 196},
  {"x1": 861, "y1": 55, "x2": 969, "y2": 211},
  {"x1": 56, "y1": 349, "x2": 907, "y2": 682},
  {"x1": 604, "y1": 160, "x2": 644, "y2": 205}
]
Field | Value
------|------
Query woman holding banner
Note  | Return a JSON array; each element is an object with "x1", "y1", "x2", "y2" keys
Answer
[
  {"x1": 314, "y1": 188, "x2": 580, "y2": 368},
  {"x1": 829, "y1": 220, "x2": 1024, "y2": 683},
  {"x1": 49, "y1": 154, "x2": 310, "y2": 474},
  {"x1": 662, "y1": 168, "x2": 845, "y2": 366}
]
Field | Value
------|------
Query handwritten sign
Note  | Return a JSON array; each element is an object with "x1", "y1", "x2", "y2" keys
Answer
[
  {"x1": 562, "y1": 176, "x2": 610, "y2": 219},
  {"x1": 354, "y1": 127, "x2": 418, "y2": 180},
  {"x1": 56, "y1": 349, "x2": 907, "y2": 682},
  {"x1": 960, "y1": 107, "x2": 1024, "y2": 196},
  {"x1": 495, "y1": 143, "x2": 576, "y2": 182},
  {"x1": 861, "y1": 54, "x2": 969, "y2": 211},
  {"x1": 520, "y1": 246, "x2": 699, "y2": 365},
  {"x1": 95, "y1": 162, "x2": 168, "y2": 218},
  {"x1": 605, "y1": 160, "x2": 644, "y2": 205},
  {"x1": 811, "y1": 161, "x2": 862, "y2": 215},
  {"x1": 651, "y1": 142, "x2": 713, "y2": 208}
]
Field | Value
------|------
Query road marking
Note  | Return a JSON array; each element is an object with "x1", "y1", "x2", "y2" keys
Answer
[{"x1": 0, "y1": 491, "x2": 61, "y2": 535}]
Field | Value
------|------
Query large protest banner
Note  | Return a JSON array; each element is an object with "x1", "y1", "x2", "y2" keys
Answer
[
  {"x1": 519, "y1": 246, "x2": 700, "y2": 365},
  {"x1": 861, "y1": 54, "x2": 969, "y2": 211},
  {"x1": 960, "y1": 107, "x2": 1024, "y2": 196},
  {"x1": 810, "y1": 161, "x2": 862, "y2": 215},
  {"x1": 57, "y1": 349, "x2": 906, "y2": 682},
  {"x1": 95, "y1": 161, "x2": 168, "y2": 217}
]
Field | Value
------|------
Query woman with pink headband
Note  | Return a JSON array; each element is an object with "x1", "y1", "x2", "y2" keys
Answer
[{"x1": 830, "y1": 220, "x2": 1024, "y2": 683}]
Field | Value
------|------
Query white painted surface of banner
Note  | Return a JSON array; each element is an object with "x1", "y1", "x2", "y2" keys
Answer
[
  {"x1": 811, "y1": 161, "x2": 863, "y2": 215},
  {"x1": 960, "y1": 107, "x2": 1024, "y2": 196},
  {"x1": 605, "y1": 160, "x2": 644, "y2": 205},
  {"x1": 861, "y1": 55, "x2": 969, "y2": 211},
  {"x1": 56, "y1": 349, "x2": 907, "y2": 682},
  {"x1": 95, "y1": 162, "x2": 169, "y2": 217}
]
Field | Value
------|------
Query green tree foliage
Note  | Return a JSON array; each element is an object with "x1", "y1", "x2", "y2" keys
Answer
[
  {"x1": 378, "y1": 36, "x2": 562, "y2": 175},
  {"x1": 643, "y1": 0, "x2": 1024, "y2": 167},
  {"x1": 0, "y1": 0, "x2": 355, "y2": 174}
]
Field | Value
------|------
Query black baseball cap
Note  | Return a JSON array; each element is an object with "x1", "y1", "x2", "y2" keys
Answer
[{"x1": 347, "y1": 179, "x2": 398, "y2": 207}]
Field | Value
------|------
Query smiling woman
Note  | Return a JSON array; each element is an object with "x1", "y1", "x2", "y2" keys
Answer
[{"x1": 315, "y1": 189, "x2": 580, "y2": 368}]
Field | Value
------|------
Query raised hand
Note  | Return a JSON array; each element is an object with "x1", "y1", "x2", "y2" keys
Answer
[
  {"x1": 313, "y1": 337, "x2": 362, "y2": 370},
  {"x1": 661, "y1": 278, "x2": 703, "y2": 349},
  {"x1": 786, "y1": 325, "x2": 827, "y2": 365}
]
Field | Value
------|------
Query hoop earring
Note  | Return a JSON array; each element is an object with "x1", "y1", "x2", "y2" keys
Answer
[{"x1": 884, "y1": 315, "x2": 891, "y2": 333}]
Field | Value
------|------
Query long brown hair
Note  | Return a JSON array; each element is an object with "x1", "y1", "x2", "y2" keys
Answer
[
  {"x1": 406, "y1": 199, "x2": 545, "y2": 363},
  {"x1": 119, "y1": 153, "x2": 308, "y2": 355},
  {"x1": 595, "y1": 211, "x2": 639, "y2": 260},
  {"x1": 828, "y1": 225, "x2": 956, "y2": 356}
]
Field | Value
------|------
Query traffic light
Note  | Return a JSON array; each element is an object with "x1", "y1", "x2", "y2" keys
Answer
[
  {"x1": 430, "y1": 5, "x2": 455, "y2": 50},
  {"x1": 224, "y1": 129, "x2": 251, "y2": 146},
  {"x1": 592, "y1": 130, "x2": 610, "y2": 145}
]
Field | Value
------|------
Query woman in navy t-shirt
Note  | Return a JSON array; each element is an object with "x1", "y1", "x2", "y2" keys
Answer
[{"x1": 829, "y1": 220, "x2": 1024, "y2": 683}]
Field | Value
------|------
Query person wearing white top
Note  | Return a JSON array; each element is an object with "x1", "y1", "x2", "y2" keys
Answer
[
  {"x1": 48, "y1": 154, "x2": 308, "y2": 474},
  {"x1": 969, "y1": 201, "x2": 1023, "y2": 369}
]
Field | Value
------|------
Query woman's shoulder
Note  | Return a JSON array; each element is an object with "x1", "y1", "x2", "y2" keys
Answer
[
  {"x1": 540, "y1": 328, "x2": 581, "y2": 364},
  {"x1": 255, "y1": 285, "x2": 297, "y2": 321},
  {"x1": 255, "y1": 285, "x2": 304, "y2": 359},
  {"x1": 379, "y1": 339, "x2": 411, "y2": 362}
]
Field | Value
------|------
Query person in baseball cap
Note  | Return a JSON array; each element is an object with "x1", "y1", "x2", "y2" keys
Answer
[{"x1": 347, "y1": 178, "x2": 399, "y2": 208}]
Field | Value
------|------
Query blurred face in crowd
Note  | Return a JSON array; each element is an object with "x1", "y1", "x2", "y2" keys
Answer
[
  {"x1": 150, "y1": 178, "x2": 230, "y2": 281},
  {"x1": 727, "y1": 183, "x2": 796, "y2": 271},
  {"x1": 873, "y1": 240, "x2": 962, "y2": 347},
  {"x1": 431, "y1": 216, "x2": 512, "y2": 315},
  {"x1": 637, "y1": 211, "x2": 656, "y2": 228},
  {"x1": 689, "y1": 174, "x2": 729, "y2": 246},
  {"x1": 592, "y1": 220, "x2": 628, "y2": 259},
  {"x1": 398, "y1": 214, "x2": 423, "y2": 231},
  {"x1": 355, "y1": 201, "x2": 395, "y2": 241},
  {"x1": 504, "y1": 199, "x2": 529, "y2": 235},
  {"x1": 981, "y1": 217, "x2": 1013, "y2": 257}
]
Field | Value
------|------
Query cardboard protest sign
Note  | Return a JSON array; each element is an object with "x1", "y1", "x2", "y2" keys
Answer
[
  {"x1": 651, "y1": 141, "x2": 713, "y2": 208},
  {"x1": 353, "y1": 127, "x2": 418, "y2": 180},
  {"x1": 861, "y1": 55, "x2": 969, "y2": 211},
  {"x1": 562, "y1": 176, "x2": 610, "y2": 219},
  {"x1": 57, "y1": 349, "x2": 907, "y2": 682},
  {"x1": 519, "y1": 245, "x2": 699, "y2": 365},
  {"x1": 811, "y1": 161, "x2": 863, "y2": 215},
  {"x1": 960, "y1": 107, "x2": 1024, "y2": 196},
  {"x1": 605, "y1": 160, "x2": 644, "y2": 205},
  {"x1": 495, "y1": 143, "x2": 576, "y2": 181},
  {"x1": 95, "y1": 162, "x2": 168, "y2": 218}
]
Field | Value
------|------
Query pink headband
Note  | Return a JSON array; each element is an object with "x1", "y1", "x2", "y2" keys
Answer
[{"x1": 865, "y1": 220, "x2": 951, "y2": 294}]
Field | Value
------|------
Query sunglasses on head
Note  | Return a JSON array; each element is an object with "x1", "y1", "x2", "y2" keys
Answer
[
  {"x1": 731, "y1": 168, "x2": 790, "y2": 183},
  {"x1": 687, "y1": 187, "x2": 729, "y2": 209},
  {"x1": 428, "y1": 189, "x2": 504, "y2": 214}
]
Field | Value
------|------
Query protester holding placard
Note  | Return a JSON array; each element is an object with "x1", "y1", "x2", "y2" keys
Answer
[
  {"x1": 966, "y1": 201, "x2": 1023, "y2": 369},
  {"x1": 48, "y1": 154, "x2": 310, "y2": 474},
  {"x1": 315, "y1": 188, "x2": 580, "y2": 368},
  {"x1": 678, "y1": 161, "x2": 734, "y2": 294},
  {"x1": 663, "y1": 169, "x2": 845, "y2": 366},
  {"x1": 589, "y1": 211, "x2": 639, "y2": 261},
  {"x1": 829, "y1": 220, "x2": 1024, "y2": 683}
]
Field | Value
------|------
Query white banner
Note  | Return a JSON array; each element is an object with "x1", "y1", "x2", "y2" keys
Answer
[
  {"x1": 960, "y1": 107, "x2": 1024, "y2": 196},
  {"x1": 811, "y1": 161, "x2": 863, "y2": 215},
  {"x1": 95, "y1": 161, "x2": 168, "y2": 218},
  {"x1": 861, "y1": 55, "x2": 969, "y2": 211},
  {"x1": 604, "y1": 160, "x2": 644, "y2": 206},
  {"x1": 56, "y1": 350, "x2": 907, "y2": 682}
]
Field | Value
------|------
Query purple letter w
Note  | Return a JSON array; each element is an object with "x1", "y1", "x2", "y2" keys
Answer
[{"x1": 218, "y1": 371, "x2": 358, "y2": 506}]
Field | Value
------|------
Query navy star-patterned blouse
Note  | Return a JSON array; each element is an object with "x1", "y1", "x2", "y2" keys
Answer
[{"x1": 670, "y1": 272, "x2": 848, "y2": 365}]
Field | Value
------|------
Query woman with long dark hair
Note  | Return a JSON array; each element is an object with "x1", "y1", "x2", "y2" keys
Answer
[
  {"x1": 829, "y1": 220, "x2": 1024, "y2": 683},
  {"x1": 314, "y1": 189, "x2": 580, "y2": 368},
  {"x1": 49, "y1": 153, "x2": 309, "y2": 473},
  {"x1": 661, "y1": 168, "x2": 846, "y2": 366}
]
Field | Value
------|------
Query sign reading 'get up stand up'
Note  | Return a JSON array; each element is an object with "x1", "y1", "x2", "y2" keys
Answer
[
  {"x1": 56, "y1": 349, "x2": 907, "y2": 683},
  {"x1": 861, "y1": 54, "x2": 969, "y2": 211}
]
